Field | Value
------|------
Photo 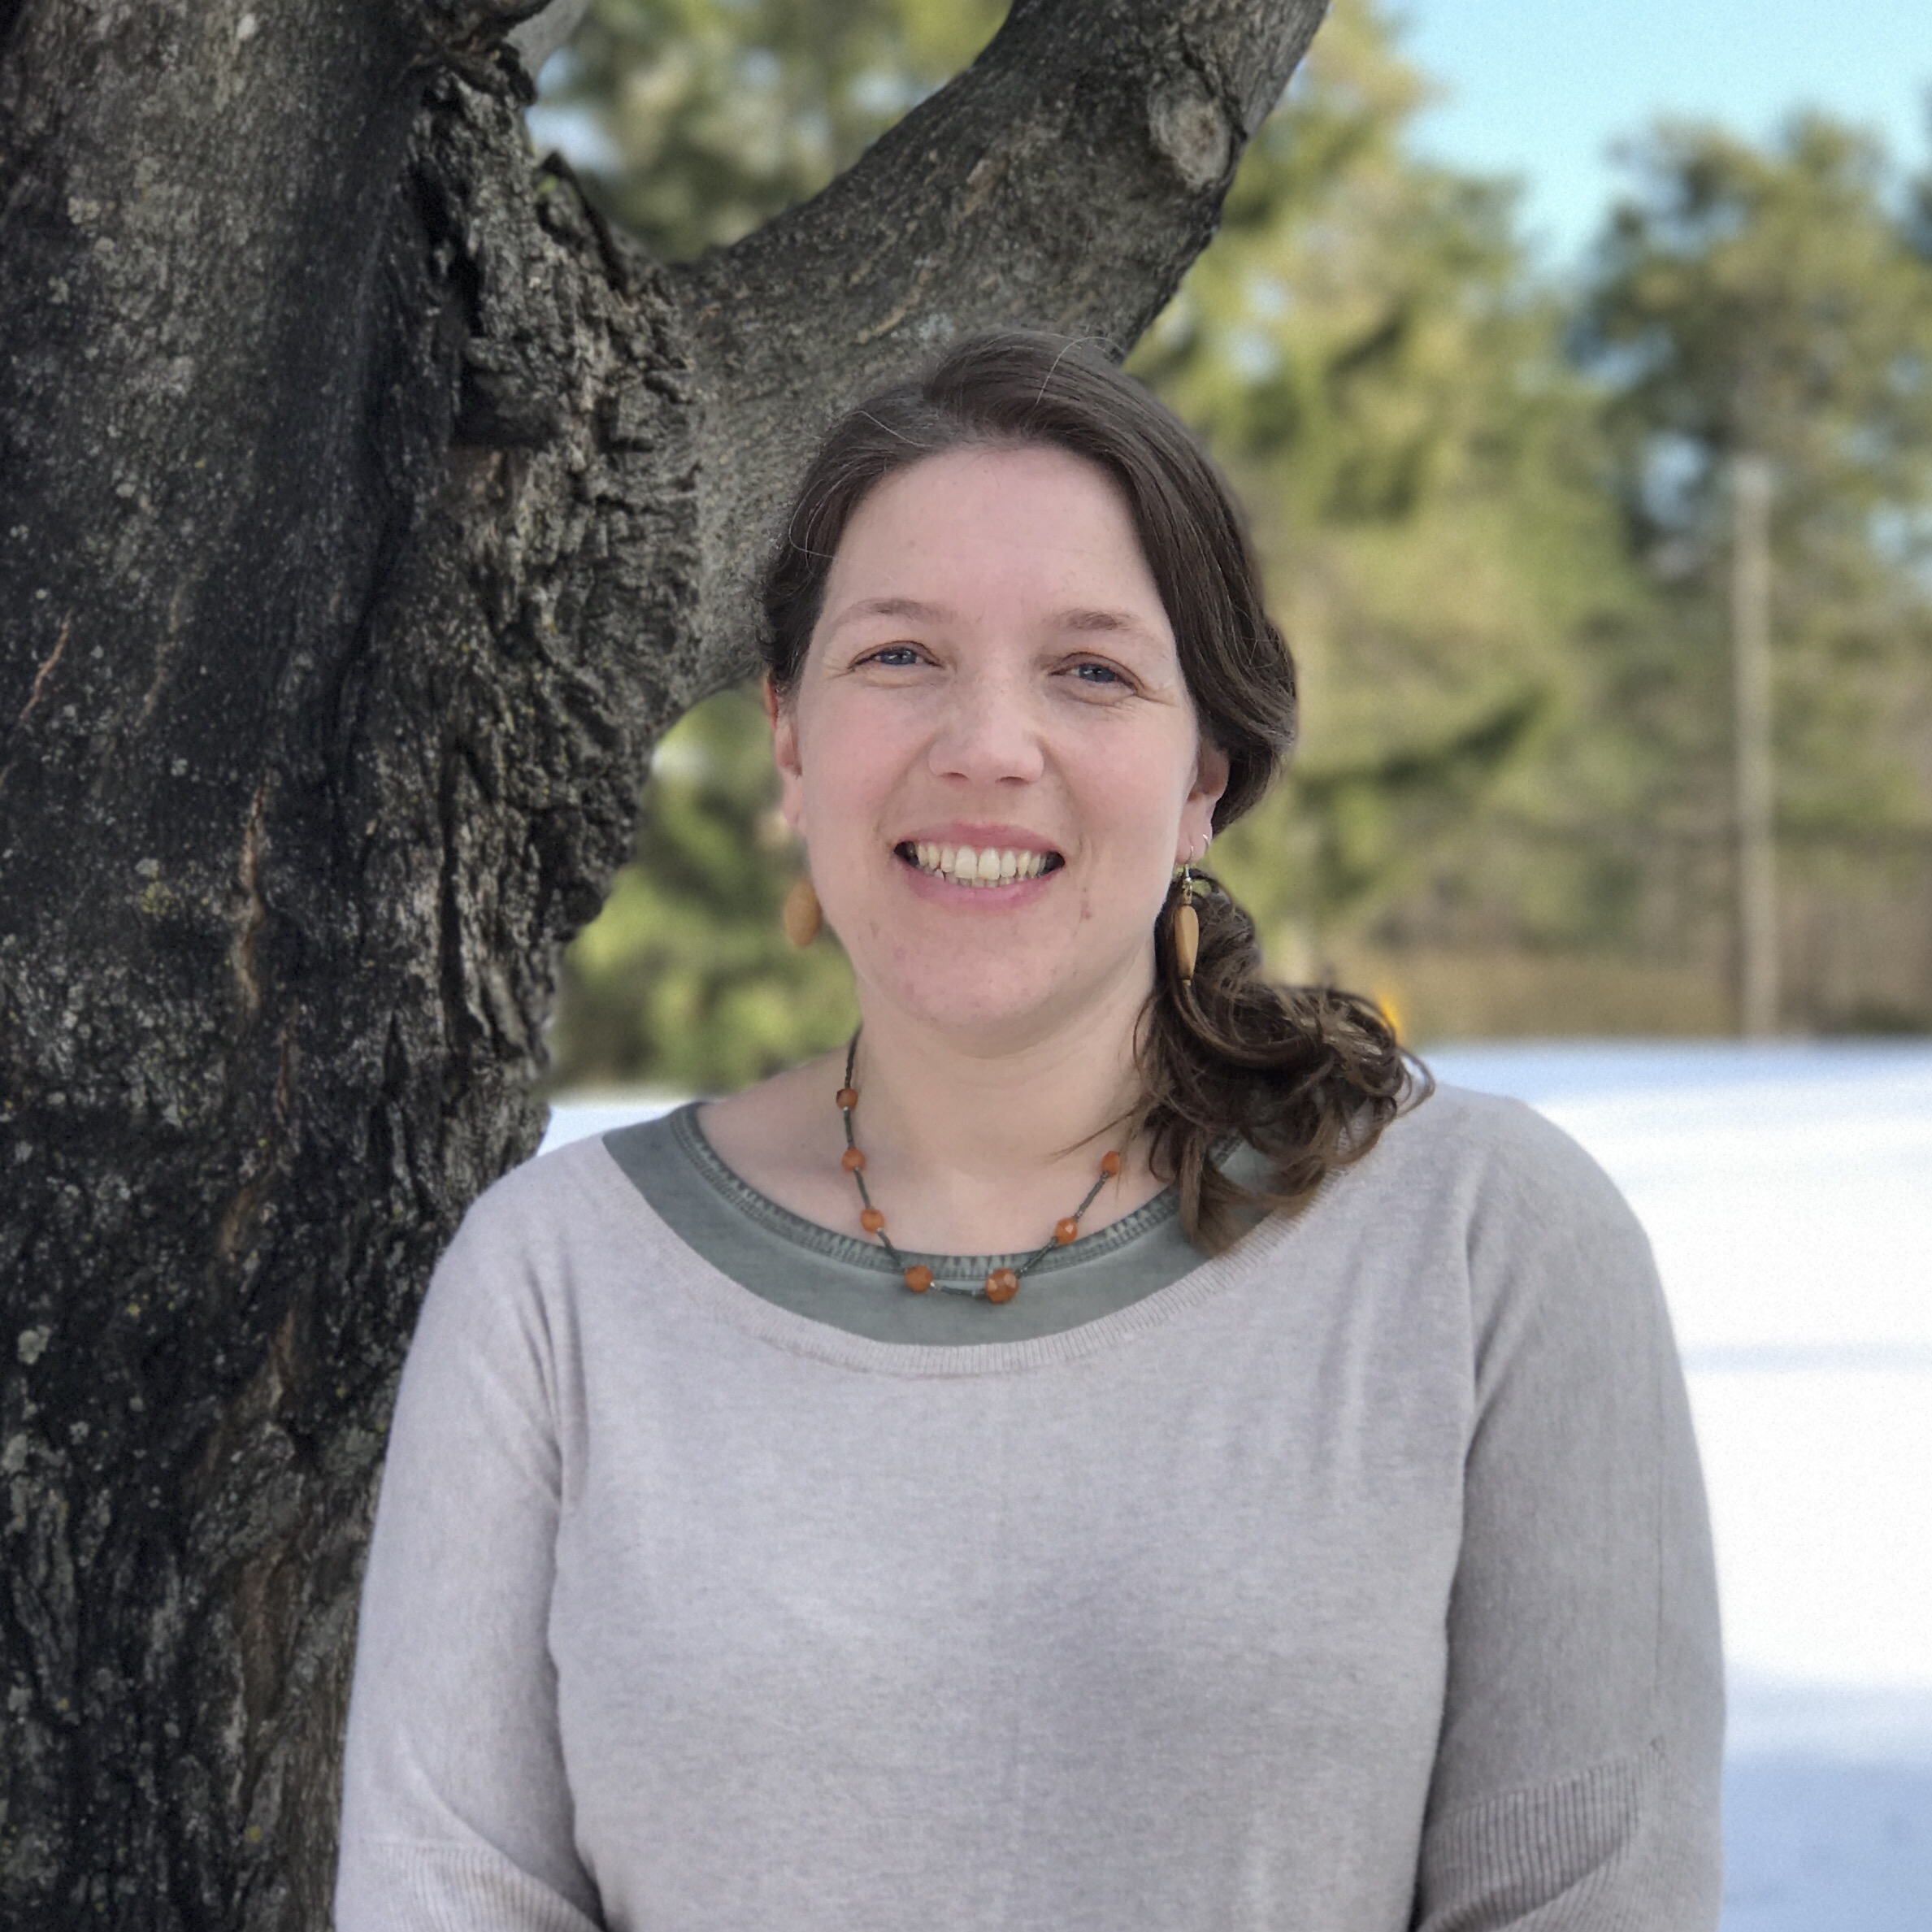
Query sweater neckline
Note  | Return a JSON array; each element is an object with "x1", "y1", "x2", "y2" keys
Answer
[
  {"x1": 581, "y1": 1130, "x2": 1345, "y2": 1380},
  {"x1": 667, "y1": 1100, "x2": 1187, "y2": 1276}
]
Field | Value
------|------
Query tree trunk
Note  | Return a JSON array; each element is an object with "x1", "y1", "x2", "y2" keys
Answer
[{"x1": 0, "y1": 0, "x2": 1326, "y2": 1921}]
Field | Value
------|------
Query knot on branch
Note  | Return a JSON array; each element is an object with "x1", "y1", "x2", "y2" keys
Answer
[{"x1": 1148, "y1": 71, "x2": 1232, "y2": 193}]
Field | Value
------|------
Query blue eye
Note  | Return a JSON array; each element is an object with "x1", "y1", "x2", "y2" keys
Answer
[
  {"x1": 864, "y1": 645, "x2": 922, "y2": 667},
  {"x1": 1074, "y1": 662, "x2": 1126, "y2": 684}
]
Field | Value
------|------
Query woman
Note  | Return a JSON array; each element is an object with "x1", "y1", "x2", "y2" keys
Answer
[{"x1": 336, "y1": 332, "x2": 1723, "y2": 1930}]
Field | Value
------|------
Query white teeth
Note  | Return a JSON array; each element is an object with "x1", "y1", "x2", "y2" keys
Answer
[{"x1": 906, "y1": 843, "x2": 1054, "y2": 885}]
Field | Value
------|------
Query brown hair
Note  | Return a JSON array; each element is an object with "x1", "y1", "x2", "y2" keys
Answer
[{"x1": 762, "y1": 331, "x2": 1426, "y2": 1249}]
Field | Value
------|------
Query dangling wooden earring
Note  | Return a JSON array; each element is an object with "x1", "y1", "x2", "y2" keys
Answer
[
  {"x1": 782, "y1": 875, "x2": 823, "y2": 948},
  {"x1": 1171, "y1": 866, "x2": 1200, "y2": 986}
]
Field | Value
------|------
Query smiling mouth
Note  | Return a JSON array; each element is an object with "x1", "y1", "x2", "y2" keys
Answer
[{"x1": 897, "y1": 841, "x2": 1065, "y2": 887}]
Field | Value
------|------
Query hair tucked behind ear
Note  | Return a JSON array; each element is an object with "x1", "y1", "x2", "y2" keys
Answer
[{"x1": 762, "y1": 329, "x2": 1429, "y2": 1253}]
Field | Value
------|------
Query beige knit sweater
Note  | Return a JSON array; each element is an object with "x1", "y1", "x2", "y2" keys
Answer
[{"x1": 336, "y1": 1084, "x2": 1723, "y2": 1931}]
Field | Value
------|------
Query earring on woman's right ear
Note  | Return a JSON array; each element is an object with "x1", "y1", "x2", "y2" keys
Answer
[{"x1": 782, "y1": 875, "x2": 823, "y2": 948}]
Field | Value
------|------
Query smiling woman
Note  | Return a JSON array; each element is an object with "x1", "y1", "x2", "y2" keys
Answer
[
  {"x1": 734, "y1": 334, "x2": 1410, "y2": 1260},
  {"x1": 335, "y1": 334, "x2": 1726, "y2": 1931}
]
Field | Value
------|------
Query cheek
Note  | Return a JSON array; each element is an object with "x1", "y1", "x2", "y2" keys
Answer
[
  {"x1": 1076, "y1": 736, "x2": 1192, "y2": 856},
  {"x1": 794, "y1": 705, "x2": 904, "y2": 845}
]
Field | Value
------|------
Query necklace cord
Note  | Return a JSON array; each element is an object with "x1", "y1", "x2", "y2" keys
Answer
[{"x1": 838, "y1": 1031, "x2": 1124, "y2": 1300}]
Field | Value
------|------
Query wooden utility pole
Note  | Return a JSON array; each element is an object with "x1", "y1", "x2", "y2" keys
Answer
[{"x1": 1730, "y1": 454, "x2": 1778, "y2": 1035}]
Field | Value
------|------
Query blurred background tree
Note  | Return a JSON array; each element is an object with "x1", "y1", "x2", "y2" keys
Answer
[
  {"x1": 1578, "y1": 116, "x2": 1932, "y2": 1031},
  {"x1": 538, "y1": 0, "x2": 1005, "y2": 258},
  {"x1": 547, "y1": 682, "x2": 861, "y2": 1089},
  {"x1": 1127, "y1": 1, "x2": 1683, "y2": 1012},
  {"x1": 532, "y1": 0, "x2": 1932, "y2": 1092}
]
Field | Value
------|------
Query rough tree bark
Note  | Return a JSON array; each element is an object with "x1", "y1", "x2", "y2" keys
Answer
[{"x1": 0, "y1": 0, "x2": 1326, "y2": 1922}]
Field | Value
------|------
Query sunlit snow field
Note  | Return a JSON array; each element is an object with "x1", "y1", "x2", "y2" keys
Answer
[{"x1": 541, "y1": 1040, "x2": 1932, "y2": 1930}]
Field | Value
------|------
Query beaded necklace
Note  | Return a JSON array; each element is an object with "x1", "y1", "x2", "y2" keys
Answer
[{"x1": 835, "y1": 1032, "x2": 1124, "y2": 1302}]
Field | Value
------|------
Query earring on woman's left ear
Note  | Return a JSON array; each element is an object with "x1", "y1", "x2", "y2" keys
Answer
[{"x1": 1171, "y1": 863, "x2": 1200, "y2": 986}]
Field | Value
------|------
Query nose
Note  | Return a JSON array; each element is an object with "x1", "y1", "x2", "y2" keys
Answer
[{"x1": 926, "y1": 662, "x2": 1046, "y2": 788}]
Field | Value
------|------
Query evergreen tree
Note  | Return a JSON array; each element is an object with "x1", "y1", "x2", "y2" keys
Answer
[
  {"x1": 537, "y1": 0, "x2": 1004, "y2": 258},
  {"x1": 548, "y1": 685, "x2": 859, "y2": 1091},
  {"x1": 1130, "y1": 1, "x2": 1666, "y2": 980},
  {"x1": 1577, "y1": 114, "x2": 1932, "y2": 879}
]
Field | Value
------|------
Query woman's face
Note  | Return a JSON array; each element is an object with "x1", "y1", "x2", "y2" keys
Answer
[{"x1": 771, "y1": 442, "x2": 1228, "y2": 1050}]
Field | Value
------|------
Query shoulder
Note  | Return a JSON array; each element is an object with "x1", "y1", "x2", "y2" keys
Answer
[
  {"x1": 1377, "y1": 1076, "x2": 1579, "y2": 1158},
  {"x1": 450, "y1": 1128, "x2": 637, "y2": 1249},
  {"x1": 1331, "y1": 1079, "x2": 1660, "y2": 1331},
  {"x1": 1362, "y1": 1082, "x2": 1666, "y2": 1381},
  {"x1": 1366, "y1": 1079, "x2": 1638, "y2": 1231},
  {"x1": 418, "y1": 1129, "x2": 657, "y2": 1335}
]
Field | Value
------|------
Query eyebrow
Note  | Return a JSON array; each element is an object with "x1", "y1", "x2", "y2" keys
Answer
[
  {"x1": 825, "y1": 597, "x2": 1161, "y2": 641},
  {"x1": 1049, "y1": 607, "x2": 1161, "y2": 640},
  {"x1": 823, "y1": 595, "x2": 949, "y2": 632}
]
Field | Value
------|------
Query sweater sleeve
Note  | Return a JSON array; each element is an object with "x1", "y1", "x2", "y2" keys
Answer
[
  {"x1": 1412, "y1": 1101, "x2": 1725, "y2": 1931},
  {"x1": 334, "y1": 1177, "x2": 605, "y2": 1932}
]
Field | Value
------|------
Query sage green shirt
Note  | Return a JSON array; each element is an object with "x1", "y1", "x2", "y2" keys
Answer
[{"x1": 599, "y1": 1103, "x2": 1254, "y2": 1346}]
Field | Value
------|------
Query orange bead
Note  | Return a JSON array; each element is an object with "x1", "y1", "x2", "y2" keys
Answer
[
  {"x1": 903, "y1": 1265, "x2": 934, "y2": 1294},
  {"x1": 985, "y1": 1268, "x2": 1019, "y2": 1304},
  {"x1": 1054, "y1": 1218, "x2": 1079, "y2": 1244},
  {"x1": 840, "y1": 1146, "x2": 866, "y2": 1172},
  {"x1": 860, "y1": 1207, "x2": 885, "y2": 1235},
  {"x1": 836, "y1": 1088, "x2": 858, "y2": 1111},
  {"x1": 1100, "y1": 1150, "x2": 1122, "y2": 1177}
]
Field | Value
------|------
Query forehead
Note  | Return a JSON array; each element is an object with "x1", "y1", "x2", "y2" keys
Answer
[{"x1": 825, "y1": 445, "x2": 1164, "y2": 613}]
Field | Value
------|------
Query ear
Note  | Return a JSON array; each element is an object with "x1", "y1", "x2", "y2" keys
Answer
[
  {"x1": 1179, "y1": 737, "x2": 1231, "y2": 862},
  {"x1": 765, "y1": 675, "x2": 806, "y2": 836}
]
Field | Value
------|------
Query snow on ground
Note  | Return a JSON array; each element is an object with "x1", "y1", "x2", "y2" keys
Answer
[
  {"x1": 544, "y1": 1040, "x2": 1932, "y2": 1927},
  {"x1": 1430, "y1": 1042, "x2": 1932, "y2": 1932}
]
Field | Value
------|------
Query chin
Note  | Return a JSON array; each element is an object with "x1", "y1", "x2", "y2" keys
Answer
[{"x1": 860, "y1": 941, "x2": 1131, "y2": 1047}]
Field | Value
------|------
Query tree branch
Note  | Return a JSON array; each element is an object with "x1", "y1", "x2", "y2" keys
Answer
[{"x1": 671, "y1": 0, "x2": 1328, "y2": 684}]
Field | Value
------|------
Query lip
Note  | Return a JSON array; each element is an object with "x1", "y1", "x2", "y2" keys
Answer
[
  {"x1": 894, "y1": 821, "x2": 1065, "y2": 856},
  {"x1": 891, "y1": 822, "x2": 1067, "y2": 906}
]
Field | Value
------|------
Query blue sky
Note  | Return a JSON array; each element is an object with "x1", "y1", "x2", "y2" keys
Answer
[{"x1": 1396, "y1": 0, "x2": 1931, "y2": 267}]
